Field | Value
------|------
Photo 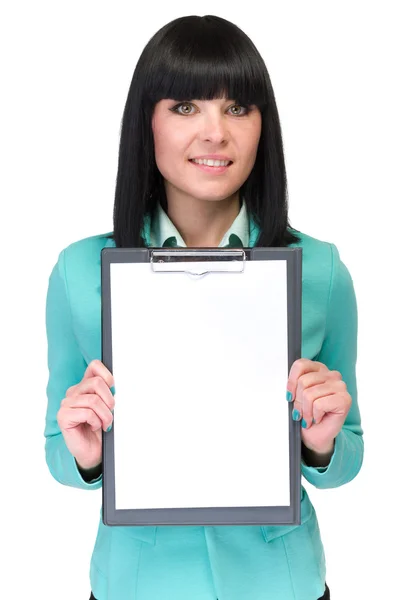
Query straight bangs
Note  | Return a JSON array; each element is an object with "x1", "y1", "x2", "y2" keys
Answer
[{"x1": 142, "y1": 16, "x2": 269, "y2": 109}]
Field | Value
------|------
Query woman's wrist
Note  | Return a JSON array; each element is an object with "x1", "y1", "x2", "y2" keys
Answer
[
  {"x1": 76, "y1": 459, "x2": 103, "y2": 481},
  {"x1": 301, "y1": 440, "x2": 335, "y2": 468}
]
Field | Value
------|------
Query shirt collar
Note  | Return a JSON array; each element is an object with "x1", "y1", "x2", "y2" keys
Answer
[{"x1": 150, "y1": 199, "x2": 250, "y2": 248}]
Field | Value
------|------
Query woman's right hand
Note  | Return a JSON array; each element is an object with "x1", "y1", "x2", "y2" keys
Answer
[{"x1": 56, "y1": 359, "x2": 115, "y2": 471}]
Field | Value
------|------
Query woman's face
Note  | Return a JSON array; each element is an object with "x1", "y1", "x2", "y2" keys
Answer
[{"x1": 151, "y1": 97, "x2": 262, "y2": 205}]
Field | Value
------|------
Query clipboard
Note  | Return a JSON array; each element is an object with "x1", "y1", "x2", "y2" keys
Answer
[{"x1": 101, "y1": 247, "x2": 302, "y2": 527}]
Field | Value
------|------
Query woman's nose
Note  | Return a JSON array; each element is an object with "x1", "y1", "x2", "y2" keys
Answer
[{"x1": 200, "y1": 114, "x2": 229, "y2": 144}]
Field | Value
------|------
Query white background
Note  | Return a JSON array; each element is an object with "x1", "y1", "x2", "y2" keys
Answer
[{"x1": 1, "y1": 2, "x2": 398, "y2": 598}]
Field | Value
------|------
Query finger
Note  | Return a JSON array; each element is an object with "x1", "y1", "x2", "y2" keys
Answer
[
  {"x1": 287, "y1": 358, "x2": 329, "y2": 403},
  {"x1": 84, "y1": 359, "x2": 114, "y2": 389},
  {"x1": 58, "y1": 406, "x2": 104, "y2": 432},
  {"x1": 297, "y1": 371, "x2": 335, "y2": 392},
  {"x1": 66, "y1": 360, "x2": 115, "y2": 398},
  {"x1": 296, "y1": 380, "x2": 341, "y2": 428},
  {"x1": 61, "y1": 394, "x2": 114, "y2": 431},
  {"x1": 66, "y1": 376, "x2": 115, "y2": 412},
  {"x1": 312, "y1": 391, "x2": 352, "y2": 424},
  {"x1": 291, "y1": 370, "x2": 330, "y2": 412}
]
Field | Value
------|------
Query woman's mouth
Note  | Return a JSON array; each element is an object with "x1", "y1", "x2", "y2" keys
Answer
[{"x1": 188, "y1": 158, "x2": 233, "y2": 174}]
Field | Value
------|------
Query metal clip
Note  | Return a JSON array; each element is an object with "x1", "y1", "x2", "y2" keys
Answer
[{"x1": 150, "y1": 249, "x2": 246, "y2": 277}]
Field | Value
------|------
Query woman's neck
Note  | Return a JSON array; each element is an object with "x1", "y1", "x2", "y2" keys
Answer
[{"x1": 164, "y1": 192, "x2": 241, "y2": 247}]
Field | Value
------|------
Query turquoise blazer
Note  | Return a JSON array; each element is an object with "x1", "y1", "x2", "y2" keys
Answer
[{"x1": 44, "y1": 220, "x2": 363, "y2": 600}]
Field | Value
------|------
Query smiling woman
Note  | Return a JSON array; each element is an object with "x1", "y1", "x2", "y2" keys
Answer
[
  {"x1": 111, "y1": 13, "x2": 302, "y2": 250},
  {"x1": 44, "y1": 13, "x2": 362, "y2": 600},
  {"x1": 150, "y1": 95, "x2": 263, "y2": 245}
]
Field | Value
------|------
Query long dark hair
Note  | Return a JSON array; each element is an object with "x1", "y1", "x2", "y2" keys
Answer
[{"x1": 111, "y1": 15, "x2": 301, "y2": 248}]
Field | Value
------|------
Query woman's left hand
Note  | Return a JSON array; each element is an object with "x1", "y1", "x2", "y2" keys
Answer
[{"x1": 286, "y1": 358, "x2": 352, "y2": 455}]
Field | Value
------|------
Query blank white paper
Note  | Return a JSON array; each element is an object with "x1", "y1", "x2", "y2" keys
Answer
[{"x1": 110, "y1": 260, "x2": 290, "y2": 509}]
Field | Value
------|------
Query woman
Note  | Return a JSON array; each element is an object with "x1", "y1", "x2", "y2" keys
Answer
[{"x1": 44, "y1": 14, "x2": 363, "y2": 600}]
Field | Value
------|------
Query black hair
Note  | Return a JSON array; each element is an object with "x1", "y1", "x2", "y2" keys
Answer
[{"x1": 111, "y1": 15, "x2": 301, "y2": 248}]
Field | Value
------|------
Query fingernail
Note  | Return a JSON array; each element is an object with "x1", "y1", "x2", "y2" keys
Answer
[
  {"x1": 286, "y1": 391, "x2": 293, "y2": 402},
  {"x1": 110, "y1": 385, "x2": 116, "y2": 395},
  {"x1": 106, "y1": 424, "x2": 113, "y2": 432},
  {"x1": 312, "y1": 418, "x2": 316, "y2": 424},
  {"x1": 301, "y1": 418, "x2": 307, "y2": 429},
  {"x1": 292, "y1": 408, "x2": 301, "y2": 421}
]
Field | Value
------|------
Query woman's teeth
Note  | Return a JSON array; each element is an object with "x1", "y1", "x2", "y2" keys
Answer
[{"x1": 190, "y1": 158, "x2": 231, "y2": 167}]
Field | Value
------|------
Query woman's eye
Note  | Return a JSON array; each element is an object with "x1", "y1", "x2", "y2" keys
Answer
[
  {"x1": 229, "y1": 105, "x2": 249, "y2": 116},
  {"x1": 174, "y1": 102, "x2": 195, "y2": 115},
  {"x1": 171, "y1": 102, "x2": 250, "y2": 116}
]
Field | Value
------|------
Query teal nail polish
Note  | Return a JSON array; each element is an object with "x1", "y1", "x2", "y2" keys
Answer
[
  {"x1": 292, "y1": 408, "x2": 301, "y2": 421},
  {"x1": 106, "y1": 424, "x2": 112, "y2": 432},
  {"x1": 110, "y1": 385, "x2": 115, "y2": 395},
  {"x1": 301, "y1": 418, "x2": 307, "y2": 429},
  {"x1": 286, "y1": 391, "x2": 292, "y2": 402}
]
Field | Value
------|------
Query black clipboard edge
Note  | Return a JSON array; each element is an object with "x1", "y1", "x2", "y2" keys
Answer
[{"x1": 101, "y1": 247, "x2": 302, "y2": 527}]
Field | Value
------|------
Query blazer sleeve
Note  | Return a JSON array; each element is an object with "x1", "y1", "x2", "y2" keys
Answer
[
  {"x1": 44, "y1": 249, "x2": 102, "y2": 490},
  {"x1": 301, "y1": 243, "x2": 364, "y2": 488}
]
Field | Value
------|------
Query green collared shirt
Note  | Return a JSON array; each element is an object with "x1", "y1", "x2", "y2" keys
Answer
[{"x1": 149, "y1": 200, "x2": 250, "y2": 248}]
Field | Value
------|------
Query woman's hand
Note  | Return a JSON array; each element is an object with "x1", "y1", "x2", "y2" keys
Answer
[
  {"x1": 56, "y1": 359, "x2": 115, "y2": 471},
  {"x1": 286, "y1": 358, "x2": 352, "y2": 457}
]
